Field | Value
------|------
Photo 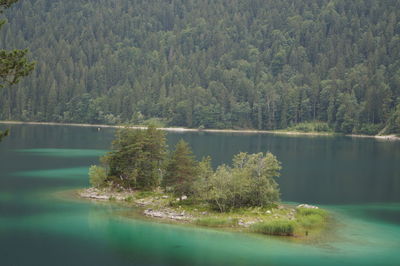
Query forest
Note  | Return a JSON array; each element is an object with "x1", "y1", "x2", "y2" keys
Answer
[{"x1": 1, "y1": 0, "x2": 400, "y2": 134}]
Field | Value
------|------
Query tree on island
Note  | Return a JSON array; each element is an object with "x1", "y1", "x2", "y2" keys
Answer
[
  {"x1": 196, "y1": 152, "x2": 281, "y2": 212},
  {"x1": 90, "y1": 125, "x2": 166, "y2": 189},
  {"x1": 163, "y1": 139, "x2": 198, "y2": 199},
  {"x1": 0, "y1": 0, "x2": 34, "y2": 142},
  {"x1": 89, "y1": 126, "x2": 282, "y2": 212}
]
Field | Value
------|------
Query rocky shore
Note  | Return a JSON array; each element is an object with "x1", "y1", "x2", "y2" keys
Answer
[
  {"x1": 79, "y1": 187, "x2": 195, "y2": 221},
  {"x1": 78, "y1": 188, "x2": 322, "y2": 229}
]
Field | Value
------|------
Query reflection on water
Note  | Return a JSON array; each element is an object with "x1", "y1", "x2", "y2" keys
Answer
[{"x1": 0, "y1": 124, "x2": 399, "y2": 265}]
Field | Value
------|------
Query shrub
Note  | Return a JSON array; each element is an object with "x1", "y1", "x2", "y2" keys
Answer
[
  {"x1": 250, "y1": 220, "x2": 295, "y2": 236},
  {"x1": 289, "y1": 122, "x2": 332, "y2": 133},
  {"x1": 355, "y1": 123, "x2": 382, "y2": 135},
  {"x1": 88, "y1": 165, "x2": 107, "y2": 187},
  {"x1": 200, "y1": 152, "x2": 281, "y2": 212}
]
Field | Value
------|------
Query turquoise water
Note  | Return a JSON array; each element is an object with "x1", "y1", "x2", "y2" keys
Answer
[{"x1": 0, "y1": 124, "x2": 399, "y2": 265}]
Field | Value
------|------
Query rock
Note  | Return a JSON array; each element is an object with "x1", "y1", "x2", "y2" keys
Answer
[
  {"x1": 143, "y1": 208, "x2": 193, "y2": 221},
  {"x1": 181, "y1": 195, "x2": 187, "y2": 200},
  {"x1": 297, "y1": 204, "x2": 319, "y2": 209},
  {"x1": 266, "y1": 210, "x2": 272, "y2": 214},
  {"x1": 161, "y1": 195, "x2": 169, "y2": 199}
]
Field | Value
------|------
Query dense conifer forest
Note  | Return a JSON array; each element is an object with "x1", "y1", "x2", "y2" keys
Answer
[{"x1": 1, "y1": 0, "x2": 400, "y2": 134}]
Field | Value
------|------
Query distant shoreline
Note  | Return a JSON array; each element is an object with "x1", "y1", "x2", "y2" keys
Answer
[{"x1": 1, "y1": 120, "x2": 399, "y2": 141}]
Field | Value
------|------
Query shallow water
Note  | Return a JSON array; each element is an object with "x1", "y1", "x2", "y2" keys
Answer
[{"x1": 0, "y1": 124, "x2": 399, "y2": 265}]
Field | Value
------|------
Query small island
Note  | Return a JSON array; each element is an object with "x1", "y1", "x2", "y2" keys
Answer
[{"x1": 79, "y1": 126, "x2": 329, "y2": 238}]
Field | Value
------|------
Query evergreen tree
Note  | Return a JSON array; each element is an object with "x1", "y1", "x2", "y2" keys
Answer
[
  {"x1": 0, "y1": 0, "x2": 34, "y2": 142},
  {"x1": 102, "y1": 126, "x2": 166, "y2": 190},
  {"x1": 1, "y1": 0, "x2": 400, "y2": 136},
  {"x1": 163, "y1": 139, "x2": 198, "y2": 198}
]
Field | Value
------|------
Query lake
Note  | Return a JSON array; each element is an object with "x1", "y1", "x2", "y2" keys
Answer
[{"x1": 0, "y1": 124, "x2": 399, "y2": 265}]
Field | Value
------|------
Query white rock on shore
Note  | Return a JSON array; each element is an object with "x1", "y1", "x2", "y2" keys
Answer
[
  {"x1": 144, "y1": 208, "x2": 193, "y2": 221},
  {"x1": 296, "y1": 204, "x2": 319, "y2": 209}
]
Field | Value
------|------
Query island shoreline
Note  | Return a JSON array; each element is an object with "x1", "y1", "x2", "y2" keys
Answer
[{"x1": 74, "y1": 187, "x2": 331, "y2": 240}]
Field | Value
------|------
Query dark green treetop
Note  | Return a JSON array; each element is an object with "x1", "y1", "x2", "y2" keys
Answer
[
  {"x1": 163, "y1": 139, "x2": 199, "y2": 198},
  {"x1": 102, "y1": 125, "x2": 166, "y2": 190}
]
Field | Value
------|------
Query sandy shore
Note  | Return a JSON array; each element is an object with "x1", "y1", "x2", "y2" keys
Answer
[{"x1": 1, "y1": 120, "x2": 399, "y2": 141}]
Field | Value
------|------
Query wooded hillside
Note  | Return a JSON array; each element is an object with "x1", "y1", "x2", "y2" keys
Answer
[{"x1": 1, "y1": 0, "x2": 399, "y2": 134}]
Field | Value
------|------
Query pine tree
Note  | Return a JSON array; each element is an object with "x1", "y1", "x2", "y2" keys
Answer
[
  {"x1": 163, "y1": 139, "x2": 198, "y2": 198},
  {"x1": 0, "y1": 0, "x2": 34, "y2": 142},
  {"x1": 102, "y1": 126, "x2": 166, "y2": 190},
  {"x1": 0, "y1": 0, "x2": 34, "y2": 88}
]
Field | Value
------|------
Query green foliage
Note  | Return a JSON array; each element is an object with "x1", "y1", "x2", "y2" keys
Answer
[
  {"x1": 250, "y1": 220, "x2": 295, "y2": 236},
  {"x1": 0, "y1": 0, "x2": 34, "y2": 88},
  {"x1": 0, "y1": 1, "x2": 18, "y2": 11},
  {"x1": 355, "y1": 123, "x2": 382, "y2": 135},
  {"x1": 88, "y1": 165, "x2": 107, "y2": 188},
  {"x1": 0, "y1": 49, "x2": 34, "y2": 88},
  {"x1": 195, "y1": 217, "x2": 239, "y2": 227},
  {"x1": 197, "y1": 152, "x2": 281, "y2": 212},
  {"x1": 287, "y1": 122, "x2": 332, "y2": 133},
  {"x1": 143, "y1": 117, "x2": 168, "y2": 128},
  {"x1": 0, "y1": 0, "x2": 33, "y2": 142},
  {"x1": 296, "y1": 208, "x2": 327, "y2": 217},
  {"x1": 90, "y1": 130, "x2": 283, "y2": 213},
  {"x1": 380, "y1": 103, "x2": 400, "y2": 135},
  {"x1": 1, "y1": 0, "x2": 399, "y2": 135},
  {"x1": 102, "y1": 126, "x2": 166, "y2": 190},
  {"x1": 0, "y1": 128, "x2": 9, "y2": 142},
  {"x1": 134, "y1": 190, "x2": 160, "y2": 199},
  {"x1": 163, "y1": 140, "x2": 198, "y2": 198},
  {"x1": 298, "y1": 214, "x2": 325, "y2": 230}
]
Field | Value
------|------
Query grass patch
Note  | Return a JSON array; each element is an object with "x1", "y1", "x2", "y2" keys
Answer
[
  {"x1": 250, "y1": 220, "x2": 295, "y2": 236},
  {"x1": 296, "y1": 207, "x2": 327, "y2": 217},
  {"x1": 298, "y1": 214, "x2": 325, "y2": 229},
  {"x1": 135, "y1": 191, "x2": 159, "y2": 199},
  {"x1": 296, "y1": 207, "x2": 328, "y2": 234},
  {"x1": 125, "y1": 196, "x2": 134, "y2": 202},
  {"x1": 195, "y1": 217, "x2": 239, "y2": 227}
]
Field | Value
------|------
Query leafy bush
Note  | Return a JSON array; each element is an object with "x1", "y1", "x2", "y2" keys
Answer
[
  {"x1": 250, "y1": 220, "x2": 295, "y2": 236},
  {"x1": 196, "y1": 152, "x2": 281, "y2": 212},
  {"x1": 143, "y1": 117, "x2": 167, "y2": 128},
  {"x1": 88, "y1": 165, "x2": 107, "y2": 187},
  {"x1": 289, "y1": 122, "x2": 332, "y2": 133},
  {"x1": 355, "y1": 123, "x2": 382, "y2": 135}
]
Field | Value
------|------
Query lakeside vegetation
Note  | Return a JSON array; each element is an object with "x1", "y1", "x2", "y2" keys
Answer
[{"x1": 84, "y1": 126, "x2": 329, "y2": 237}]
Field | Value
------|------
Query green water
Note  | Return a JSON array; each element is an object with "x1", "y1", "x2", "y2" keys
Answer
[{"x1": 0, "y1": 124, "x2": 399, "y2": 266}]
